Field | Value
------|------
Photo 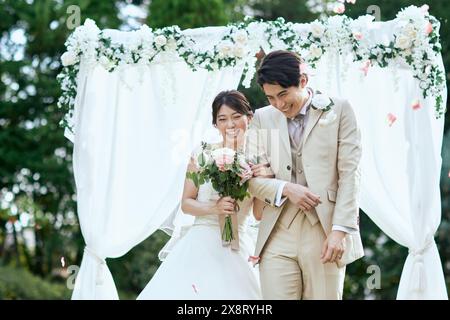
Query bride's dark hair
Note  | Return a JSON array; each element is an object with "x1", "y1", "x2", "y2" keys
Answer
[{"x1": 211, "y1": 90, "x2": 253, "y2": 125}]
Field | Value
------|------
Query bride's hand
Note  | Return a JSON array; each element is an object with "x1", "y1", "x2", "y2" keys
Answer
[
  {"x1": 250, "y1": 162, "x2": 275, "y2": 178},
  {"x1": 213, "y1": 196, "x2": 236, "y2": 215}
]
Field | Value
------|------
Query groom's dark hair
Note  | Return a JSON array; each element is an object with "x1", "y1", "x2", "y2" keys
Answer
[{"x1": 257, "y1": 50, "x2": 304, "y2": 88}]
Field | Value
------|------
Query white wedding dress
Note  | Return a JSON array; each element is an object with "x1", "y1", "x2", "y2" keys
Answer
[{"x1": 137, "y1": 179, "x2": 262, "y2": 300}]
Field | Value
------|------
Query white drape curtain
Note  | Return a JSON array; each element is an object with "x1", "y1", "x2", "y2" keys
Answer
[
  {"x1": 308, "y1": 50, "x2": 447, "y2": 299},
  {"x1": 69, "y1": 44, "x2": 243, "y2": 298},
  {"x1": 67, "y1": 21, "x2": 447, "y2": 299}
]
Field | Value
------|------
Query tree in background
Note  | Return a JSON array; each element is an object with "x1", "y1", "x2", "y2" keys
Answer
[
  {"x1": 147, "y1": 0, "x2": 229, "y2": 29},
  {"x1": 0, "y1": 0, "x2": 122, "y2": 295},
  {"x1": 1, "y1": 0, "x2": 448, "y2": 299}
]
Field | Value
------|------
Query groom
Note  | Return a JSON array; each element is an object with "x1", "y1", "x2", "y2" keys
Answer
[{"x1": 247, "y1": 50, "x2": 364, "y2": 300}]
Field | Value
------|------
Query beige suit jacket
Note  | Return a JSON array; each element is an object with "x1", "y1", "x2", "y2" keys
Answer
[{"x1": 246, "y1": 95, "x2": 364, "y2": 267}]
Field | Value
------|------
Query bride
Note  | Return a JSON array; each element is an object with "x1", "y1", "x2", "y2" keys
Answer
[{"x1": 137, "y1": 90, "x2": 273, "y2": 300}]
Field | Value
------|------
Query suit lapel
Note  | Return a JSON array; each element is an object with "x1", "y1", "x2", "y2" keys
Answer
[
  {"x1": 276, "y1": 110, "x2": 291, "y2": 161},
  {"x1": 302, "y1": 90, "x2": 324, "y2": 149}
]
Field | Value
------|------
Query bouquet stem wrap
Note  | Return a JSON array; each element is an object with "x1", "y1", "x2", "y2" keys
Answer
[{"x1": 218, "y1": 205, "x2": 240, "y2": 250}]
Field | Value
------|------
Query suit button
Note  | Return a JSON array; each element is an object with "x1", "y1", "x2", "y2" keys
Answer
[
  {"x1": 298, "y1": 169, "x2": 303, "y2": 174},
  {"x1": 287, "y1": 165, "x2": 291, "y2": 170},
  {"x1": 298, "y1": 153, "x2": 302, "y2": 157}
]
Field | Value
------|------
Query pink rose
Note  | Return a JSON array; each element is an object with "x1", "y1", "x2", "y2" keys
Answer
[
  {"x1": 212, "y1": 148, "x2": 235, "y2": 171},
  {"x1": 215, "y1": 155, "x2": 234, "y2": 171},
  {"x1": 425, "y1": 22, "x2": 433, "y2": 35},
  {"x1": 353, "y1": 32, "x2": 363, "y2": 41},
  {"x1": 334, "y1": 3, "x2": 345, "y2": 14}
]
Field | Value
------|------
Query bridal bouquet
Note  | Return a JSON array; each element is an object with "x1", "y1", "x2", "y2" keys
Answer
[{"x1": 186, "y1": 142, "x2": 252, "y2": 246}]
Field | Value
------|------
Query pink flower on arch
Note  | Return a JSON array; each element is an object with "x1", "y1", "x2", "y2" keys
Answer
[
  {"x1": 353, "y1": 32, "x2": 364, "y2": 41},
  {"x1": 425, "y1": 22, "x2": 433, "y2": 35},
  {"x1": 300, "y1": 62, "x2": 308, "y2": 74},
  {"x1": 360, "y1": 60, "x2": 371, "y2": 76},
  {"x1": 334, "y1": 3, "x2": 345, "y2": 14}
]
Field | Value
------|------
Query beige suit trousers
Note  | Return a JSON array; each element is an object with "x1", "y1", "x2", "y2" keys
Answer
[{"x1": 259, "y1": 210, "x2": 346, "y2": 300}]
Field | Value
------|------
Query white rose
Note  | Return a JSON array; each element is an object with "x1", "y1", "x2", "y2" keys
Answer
[
  {"x1": 217, "y1": 40, "x2": 234, "y2": 56},
  {"x1": 232, "y1": 30, "x2": 248, "y2": 44},
  {"x1": 210, "y1": 62, "x2": 219, "y2": 71},
  {"x1": 99, "y1": 55, "x2": 113, "y2": 70},
  {"x1": 233, "y1": 45, "x2": 246, "y2": 58},
  {"x1": 309, "y1": 44, "x2": 323, "y2": 59},
  {"x1": 61, "y1": 51, "x2": 78, "y2": 66},
  {"x1": 139, "y1": 24, "x2": 152, "y2": 38},
  {"x1": 312, "y1": 93, "x2": 332, "y2": 110},
  {"x1": 166, "y1": 38, "x2": 177, "y2": 51},
  {"x1": 310, "y1": 21, "x2": 325, "y2": 38},
  {"x1": 142, "y1": 47, "x2": 156, "y2": 60},
  {"x1": 403, "y1": 23, "x2": 417, "y2": 39},
  {"x1": 154, "y1": 35, "x2": 167, "y2": 47},
  {"x1": 395, "y1": 34, "x2": 412, "y2": 49},
  {"x1": 187, "y1": 54, "x2": 196, "y2": 64},
  {"x1": 84, "y1": 19, "x2": 98, "y2": 30}
]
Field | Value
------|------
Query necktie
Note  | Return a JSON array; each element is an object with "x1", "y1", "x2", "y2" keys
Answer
[{"x1": 290, "y1": 113, "x2": 305, "y2": 147}]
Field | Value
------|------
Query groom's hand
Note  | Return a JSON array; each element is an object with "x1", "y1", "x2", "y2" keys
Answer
[
  {"x1": 282, "y1": 182, "x2": 322, "y2": 211},
  {"x1": 321, "y1": 230, "x2": 346, "y2": 264}
]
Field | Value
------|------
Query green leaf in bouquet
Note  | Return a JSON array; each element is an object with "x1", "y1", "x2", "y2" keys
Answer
[
  {"x1": 197, "y1": 152, "x2": 206, "y2": 167},
  {"x1": 192, "y1": 174, "x2": 199, "y2": 188}
]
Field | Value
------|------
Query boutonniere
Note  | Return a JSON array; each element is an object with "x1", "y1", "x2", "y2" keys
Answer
[
  {"x1": 311, "y1": 92, "x2": 334, "y2": 112},
  {"x1": 311, "y1": 92, "x2": 337, "y2": 126}
]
